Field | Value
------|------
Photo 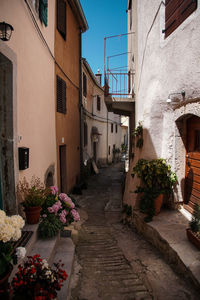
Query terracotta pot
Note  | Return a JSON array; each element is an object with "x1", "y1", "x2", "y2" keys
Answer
[
  {"x1": 154, "y1": 194, "x2": 164, "y2": 215},
  {"x1": 0, "y1": 263, "x2": 13, "y2": 298},
  {"x1": 186, "y1": 228, "x2": 200, "y2": 250},
  {"x1": 25, "y1": 206, "x2": 41, "y2": 224}
]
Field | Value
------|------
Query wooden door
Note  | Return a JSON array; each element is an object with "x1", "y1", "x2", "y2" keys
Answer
[
  {"x1": 184, "y1": 116, "x2": 200, "y2": 213},
  {"x1": 59, "y1": 145, "x2": 67, "y2": 193}
]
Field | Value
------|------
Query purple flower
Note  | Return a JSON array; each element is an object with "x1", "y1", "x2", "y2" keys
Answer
[
  {"x1": 59, "y1": 210, "x2": 67, "y2": 224},
  {"x1": 50, "y1": 186, "x2": 58, "y2": 195},
  {"x1": 48, "y1": 207, "x2": 54, "y2": 213},
  {"x1": 71, "y1": 209, "x2": 80, "y2": 222}
]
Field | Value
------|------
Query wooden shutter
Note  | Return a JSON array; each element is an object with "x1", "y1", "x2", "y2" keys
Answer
[
  {"x1": 84, "y1": 122, "x2": 88, "y2": 147},
  {"x1": 164, "y1": 0, "x2": 197, "y2": 38},
  {"x1": 57, "y1": 75, "x2": 66, "y2": 114},
  {"x1": 39, "y1": 0, "x2": 48, "y2": 27},
  {"x1": 83, "y1": 73, "x2": 87, "y2": 97},
  {"x1": 57, "y1": 0, "x2": 66, "y2": 39},
  {"x1": 111, "y1": 123, "x2": 113, "y2": 133},
  {"x1": 97, "y1": 96, "x2": 101, "y2": 111}
]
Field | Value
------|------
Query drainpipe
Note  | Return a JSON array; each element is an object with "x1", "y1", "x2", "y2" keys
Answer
[{"x1": 79, "y1": 29, "x2": 83, "y2": 182}]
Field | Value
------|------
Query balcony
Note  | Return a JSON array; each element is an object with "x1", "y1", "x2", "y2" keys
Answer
[
  {"x1": 103, "y1": 33, "x2": 135, "y2": 116},
  {"x1": 104, "y1": 71, "x2": 135, "y2": 116}
]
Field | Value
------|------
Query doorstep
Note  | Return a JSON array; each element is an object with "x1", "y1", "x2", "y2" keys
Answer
[{"x1": 132, "y1": 208, "x2": 200, "y2": 290}]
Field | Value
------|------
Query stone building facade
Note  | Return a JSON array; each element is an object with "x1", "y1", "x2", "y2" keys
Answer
[{"x1": 124, "y1": 0, "x2": 200, "y2": 213}]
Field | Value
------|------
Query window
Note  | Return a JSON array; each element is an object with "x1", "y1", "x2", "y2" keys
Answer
[
  {"x1": 83, "y1": 72, "x2": 87, "y2": 97},
  {"x1": 57, "y1": 75, "x2": 66, "y2": 114},
  {"x1": 115, "y1": 124, "x2": 118, "y2": 133},
  {"x1": 163, "y1": 0, "x2": 197, "y2": 38},
  {"x1": 29, "y1": 0, "x2": 48, "y2": 26},
  {"x1": 57, "y1": 0, "x2": 66, "y2": 39},
  {"x1": 97, "y1": 96, "x2": 101, "y2": 111},
  {"x1": 108, "y1": 146, "x2": 111, "y2": 155},
  {"x1": 111, "y1": 123, "x2": 113, "y2": 133},
  {"x1": 84, "y1": 122, "x2": 88, "y2": 147}
]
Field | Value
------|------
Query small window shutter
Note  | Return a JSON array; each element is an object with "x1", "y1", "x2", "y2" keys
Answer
[
  {"x1": 164, "y1": 0, "x2": 197, "y2": 38},
  {"x1": 83, "y1": 73, "x2": 87, "y2": 97},
  {"x1": 39, "y1": 0, "x2": 48, "y2": 27},
  {"x1": 97, "y1": 96, "x2": 101, "y2": 111},
  {"x1": 57, "y1": 0, "x2": 66, "y2": 39},
  {"x1": 84, "y1": 122, "x2": 88, "y2": 147},
  {"x1": 57, "y1": 76, "x2": 66, "y2": 114}
]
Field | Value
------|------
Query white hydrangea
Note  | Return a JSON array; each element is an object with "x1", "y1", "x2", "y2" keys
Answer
[
  {"x1": 0, "y1": 209, "x2": 25, "y2": 243},
  {"x1": 16, "y1": 247, "x2": 26, "y2": 259}
]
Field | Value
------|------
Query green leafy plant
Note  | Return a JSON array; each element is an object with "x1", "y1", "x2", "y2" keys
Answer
[
  {"x1": 38, "y1": 214, "x2": 63, "y2": 239},
  {"x1": 132, "y1": 158, "x2": 177, "y2": 222},
  {"x1": 17, "y1": 176, "x2": 47, "y2": 208},
  {"x1": 189, "y1": 203, "x2": 200, "y2": 233},
  {"x1": 133, "y1": 121, "x2": 143, "y2": 149}
]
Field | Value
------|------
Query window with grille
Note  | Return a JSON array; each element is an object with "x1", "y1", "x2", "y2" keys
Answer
[
  {"x1": 57, "y1": 75, "x2": 66, "y2": 114},
  {"x1": 84, "y1": 122, "x2": 88, "y2": 147},
  {"x1": 57, "y1": 0, "x2": 66, "y2": 39},
  {"x1": 97, "y1": 96, "x2": 101, "y2": 111},
  {"x1": 83, "y1": 72, "x2": 87, "y2": 97},
  {"x1": 163, "y1": 0, "x2": 197, "y2": 38}
]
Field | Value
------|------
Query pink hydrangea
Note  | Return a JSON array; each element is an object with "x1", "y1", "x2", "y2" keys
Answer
[
  {"x1": 59, "y1": 210, "x2": 67, "y2": 224},
  {"x1": 59, "y1": 193, "x2": 75, "y2": 209},
  {"x1": 50, "y1": 186, "x2": 58, "y2": 195},
  {"x1": 71, "y1": 209, "x2": 80, "y2": 222},
  {"x1": 48, "y1": 200, "x2": 62, "y2": 215}
]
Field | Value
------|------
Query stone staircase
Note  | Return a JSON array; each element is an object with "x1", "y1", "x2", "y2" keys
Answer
[{"x1": 9, "y1": 223, "x2": 75, "y2": 300}]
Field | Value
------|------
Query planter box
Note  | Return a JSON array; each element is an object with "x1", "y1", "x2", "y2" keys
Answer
[{"x1": 186, "y1": 228, "x2": 200, "y2": 250}]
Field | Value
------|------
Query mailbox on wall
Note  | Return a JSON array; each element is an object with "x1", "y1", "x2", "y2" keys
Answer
[{"x1": 18, "y1": 147, "x2": 29, "y2": 170}]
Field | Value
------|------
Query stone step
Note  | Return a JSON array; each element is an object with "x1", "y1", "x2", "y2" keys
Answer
[{"x1": 9, "y1": 224, "x2": 75, "y2": 300}]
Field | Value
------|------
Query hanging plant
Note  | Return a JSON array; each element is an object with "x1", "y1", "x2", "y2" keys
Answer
[{"x1": 132, "y1": 121, "x2": 143, "y2": 148}]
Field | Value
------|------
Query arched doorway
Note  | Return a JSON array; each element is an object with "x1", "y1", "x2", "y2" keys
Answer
[
  {"x1": 0, "y1": 52, "x2": 16, "y2": 213},
  {"x1": 184, "y1": 115, "x2": 200, "y2": 213}
]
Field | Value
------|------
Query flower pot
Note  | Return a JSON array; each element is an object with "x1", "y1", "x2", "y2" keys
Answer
[
  {"x1": 0, "y1": 263, "x2": 13, "y2": 297},
  {"x1": 154, "y1": 194, "x2": 164, "y2": 215},
  {"x1": 25, "y1": 206, "x2": 41, "y2": 224},
  {"x1": 186, "y1": 228, "x2": 200, "y2": 250}
]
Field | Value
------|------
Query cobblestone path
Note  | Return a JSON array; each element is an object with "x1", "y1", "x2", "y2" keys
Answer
[
  {"x1": 70, "y1": 163, "x2": 153, "y2": 300},
  {"x1": 74, "y1": 213, "x2": 153, "y2": 300},
  {"x1": 70, "y1": 163, "x2": 199, "y2": 300}
]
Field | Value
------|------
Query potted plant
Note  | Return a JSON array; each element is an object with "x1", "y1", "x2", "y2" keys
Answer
[
  {"x1": 38, "y1": 186, "x2": 80, "y2": 238},
  {"x1": 0, "y1": 210, "x2": 25, "y2": 297},
  {"x1": 132, "y1": 158, "x2": 177, "y2": 222},
  {"x1": 17, "y1": 176, "x2": 48, "y2": 224},
  {"x1": 11, "y1": 254, "x2": 68, "y2": 299},
  {"x1": 186, "y1": 203, "x2": 200, "y2": 250}
]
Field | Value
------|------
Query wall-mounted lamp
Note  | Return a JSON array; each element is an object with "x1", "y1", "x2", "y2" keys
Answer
[
  {"x1": 167, "y1": 90, "x2": 185, "y2": 103},
  {"x1": 0, "y1": 22, "x2": 14, "y2": 41}
]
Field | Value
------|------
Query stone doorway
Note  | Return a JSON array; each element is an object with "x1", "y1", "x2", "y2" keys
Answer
[{"x1": 0, "y1": 52, "x2": 16, "y2": 214}]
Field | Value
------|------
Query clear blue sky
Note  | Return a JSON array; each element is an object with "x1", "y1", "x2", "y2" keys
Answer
[{"x1": 80, "y1": 0, "x2": 128, "y2": 77}]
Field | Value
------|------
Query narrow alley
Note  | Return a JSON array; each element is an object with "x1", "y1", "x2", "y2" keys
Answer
[{"x1": 70, "y1": 163, "x2": 199, "y2": 300}]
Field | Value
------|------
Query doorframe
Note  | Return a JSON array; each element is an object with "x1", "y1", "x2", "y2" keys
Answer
[
  {"x1": 0, "y1": 43, "x2": 18, "y2": 214},
  {"x1": 174, "y1": 102, "x2": 200, "y2": 208}
]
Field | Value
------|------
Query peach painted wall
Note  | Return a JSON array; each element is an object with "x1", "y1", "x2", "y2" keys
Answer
[
  {"x1": 55, "y1": 1, "x2": 81, "y2": 192},
  {"x1": 0, "y1": 0, "x2": 57, "y2": 185}
]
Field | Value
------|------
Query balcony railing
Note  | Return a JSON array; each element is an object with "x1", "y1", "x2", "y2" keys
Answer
[{"x1": 104, "y1": 71, "x2": 134, "y2": 98}]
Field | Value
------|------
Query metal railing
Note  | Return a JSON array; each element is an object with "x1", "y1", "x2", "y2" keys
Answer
[{"x1": 104, "y1": 71, "x2": 134, "y2": 98}]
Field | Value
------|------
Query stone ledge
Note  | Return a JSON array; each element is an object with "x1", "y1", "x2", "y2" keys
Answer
[{"x1": 132, "y1": 209, "x2": 200, "y2": 290}]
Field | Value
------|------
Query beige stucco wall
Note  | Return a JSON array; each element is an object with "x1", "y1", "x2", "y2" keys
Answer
[
  {"x1": 124, "y1": 0, "x2": 200, "y2": 208},
  {"x1": 0, "y1": 0, "x2": 57, "y2": 185},
  {"x1": 82, "y1": 62, "x2": 122, "y2": 167}
]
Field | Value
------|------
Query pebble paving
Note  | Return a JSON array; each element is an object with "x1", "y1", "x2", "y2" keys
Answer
[{"x1": 70, "y1": 163, "x2": 153, "y2": 300}]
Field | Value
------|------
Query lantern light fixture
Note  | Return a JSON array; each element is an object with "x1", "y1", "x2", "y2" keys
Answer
[
  {"x1": 167, "y1": 90, "x2": 185, "y2": 103},
  {"x1": 0, "y1": 22, "x2": 14, "y2": 41}
]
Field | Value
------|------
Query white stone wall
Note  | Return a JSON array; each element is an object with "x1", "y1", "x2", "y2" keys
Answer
[{"x1": 124, "y1": 0, "x2": 200, "y2": 207}]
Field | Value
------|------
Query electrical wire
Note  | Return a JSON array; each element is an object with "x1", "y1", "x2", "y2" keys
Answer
[
  {"x1": 24, "y1": 0, "x2": 79, "y2": 90},
  {"x1": 83, "y1": 107, "x2": 121, "y2": 125}
]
